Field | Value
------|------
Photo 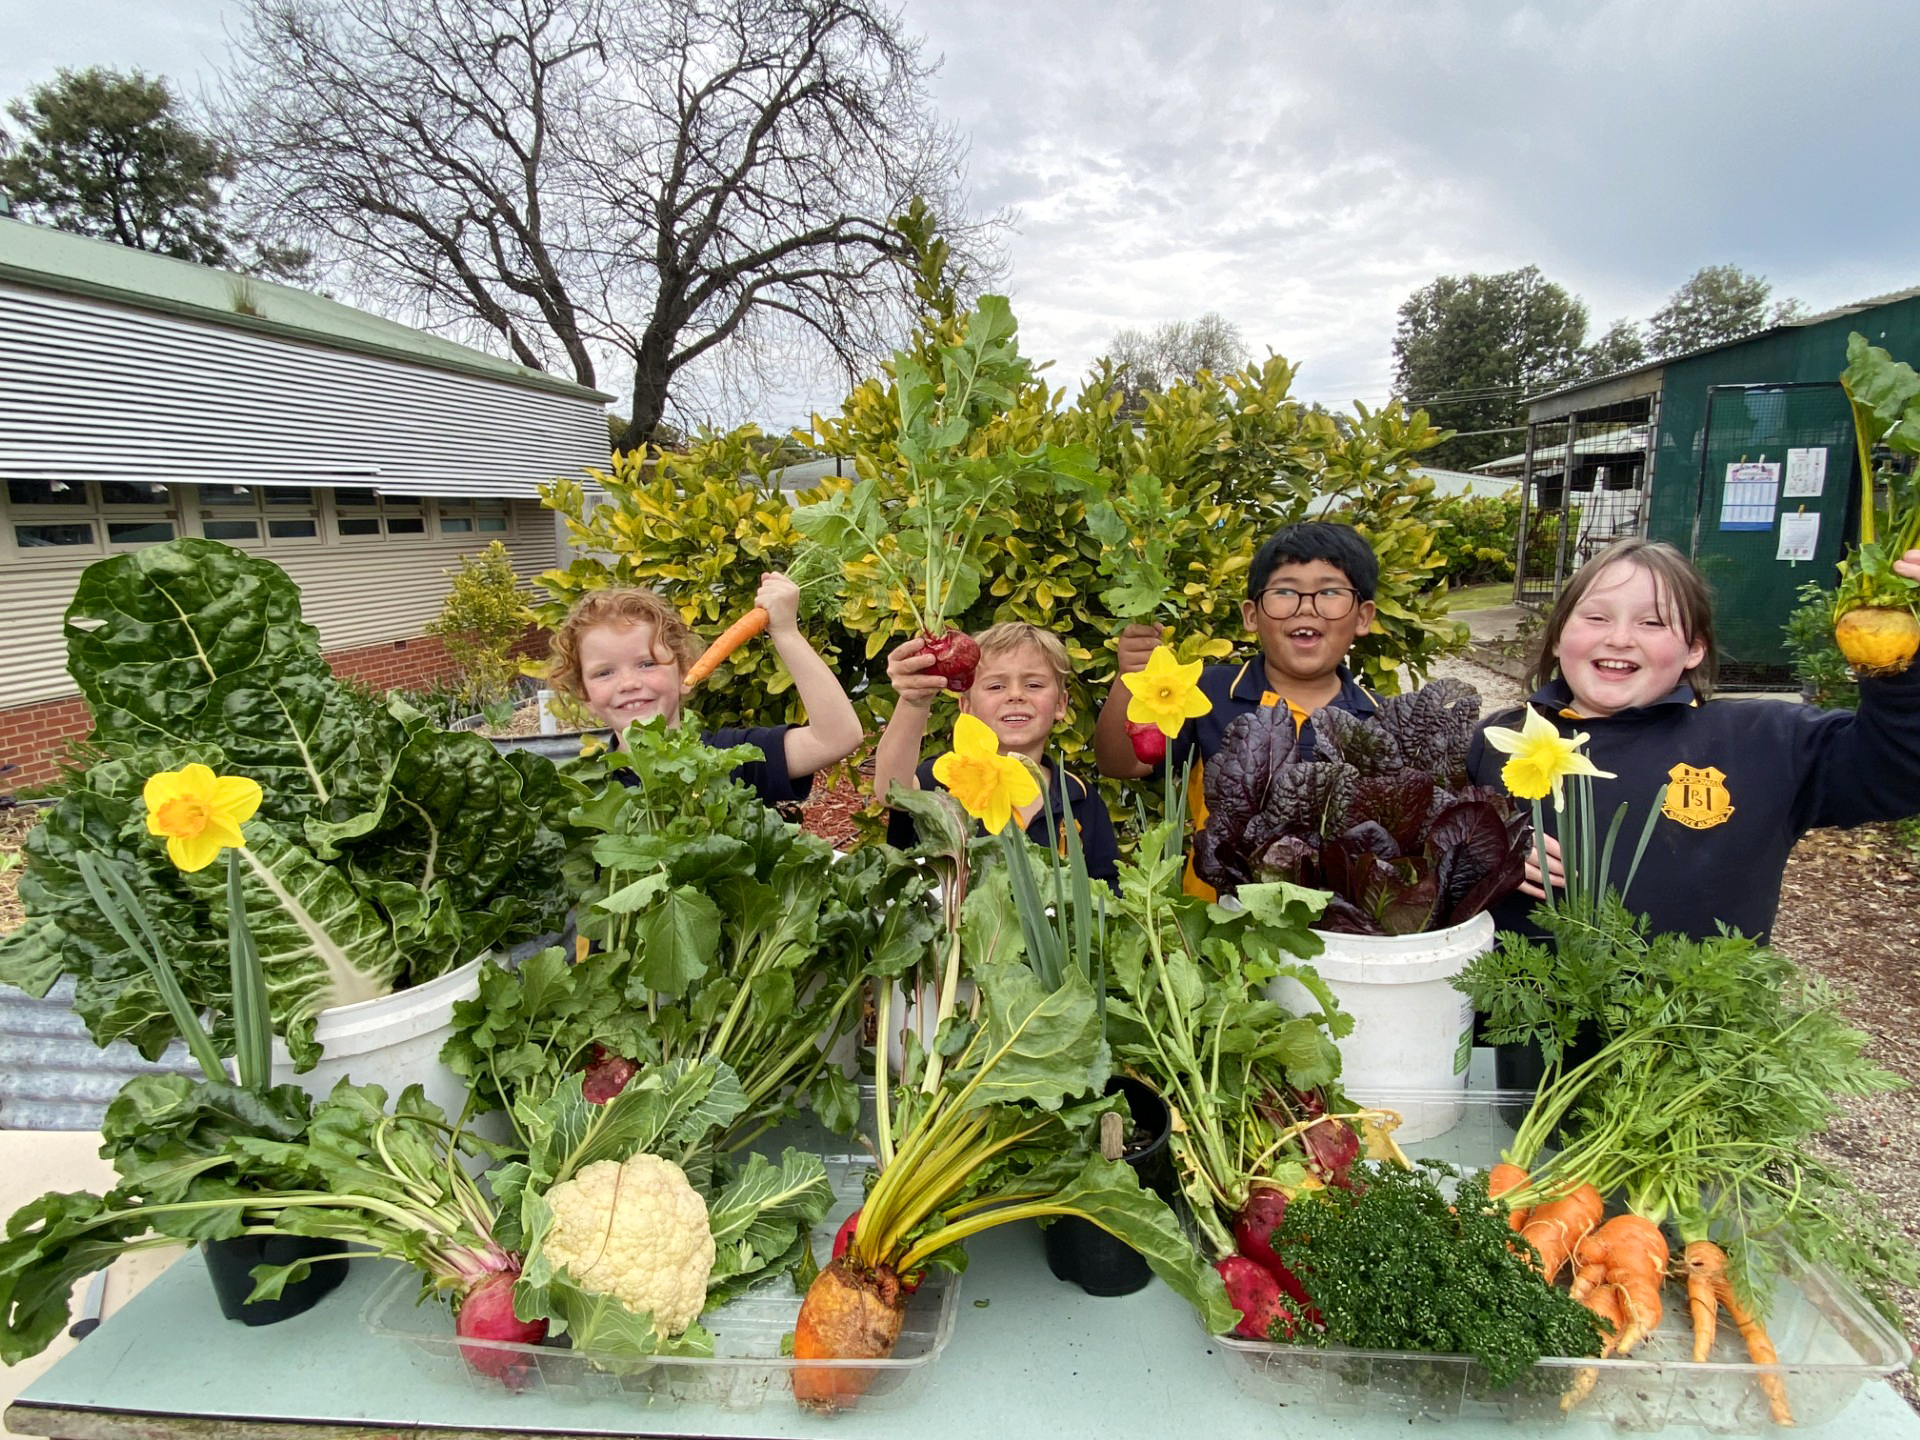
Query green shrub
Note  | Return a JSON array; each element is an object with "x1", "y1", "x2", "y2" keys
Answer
[
  {"x1": 1429, "y1": 493, "x2": 1522, "y2": 585},
  {"x1": 426, "y1": 540, "x2": 530, "y2": 717},
  {"x1": 1783, "y1": 580, "x2": 1857, "y2": 711}
]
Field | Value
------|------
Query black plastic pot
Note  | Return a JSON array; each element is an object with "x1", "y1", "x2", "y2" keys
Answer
[
  {"x1": 201, "y1": 1234, "x2": 348, "y2": 1326},
  {"x1": 1493, "y1": 1026, "x2": 1605, "y2": 1137},
  {"x1": 1043, "y1": 1076, "x2": 1172, "y2": 1297}
]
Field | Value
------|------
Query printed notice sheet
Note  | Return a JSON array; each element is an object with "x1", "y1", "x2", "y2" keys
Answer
[
  {"x1": 1777, "y1": 510, "x2": 1820, "y2": 562},
  {"x1": 1784, "y1": 447, "x2": 1828, "y2": 498},
  {"x1": 1719, "y1": 460, "x2": 1780, "y2": 531}
]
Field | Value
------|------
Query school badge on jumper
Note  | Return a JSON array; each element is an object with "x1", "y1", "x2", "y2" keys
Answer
[{"x1": 1662, "y1": 762, "x2": 1734, "y2": 830}]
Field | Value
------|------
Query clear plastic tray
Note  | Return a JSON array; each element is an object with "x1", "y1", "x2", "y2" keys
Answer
[
  {"x1": 361, "y1": 1152, "x2": 958, "y2": 1413},
  {"x1": 1215, "y1": 1088, "x2": 1909, "y2": 1432}
]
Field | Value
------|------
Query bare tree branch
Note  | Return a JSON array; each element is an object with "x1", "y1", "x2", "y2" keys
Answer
[{"x1": 220, "y1": 0, "x2": 1006, "y2": 441}]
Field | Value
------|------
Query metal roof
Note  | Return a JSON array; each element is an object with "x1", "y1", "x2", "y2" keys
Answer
[
  {"x1": 0, "y1": 217, "x2": 611, "y2": 405},
  {"x1": 1522, "y1": 285, "x2": 1920, "y2": 414},
  {"x1": 0, "y1": 977, "x2": 199, "y2": 1131}
]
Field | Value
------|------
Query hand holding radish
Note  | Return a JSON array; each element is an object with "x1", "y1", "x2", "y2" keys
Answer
[
  {"x1": 886, "y1": 636, "x2": 948, "y2": 711},
  {"x1": 1115, "y1": 622, "x2": 1167, "y2": 675},
  {"x1": 1519, "y1": 831, "x2": 1566, "y2": 900}
]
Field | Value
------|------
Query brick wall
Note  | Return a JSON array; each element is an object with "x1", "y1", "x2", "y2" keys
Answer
[
  {"x1": 0, "y1": 625, "x2": 552, "y2": 795},
  {"x1": 0, "y1": 696, "x2": 93, "y2": 793}
]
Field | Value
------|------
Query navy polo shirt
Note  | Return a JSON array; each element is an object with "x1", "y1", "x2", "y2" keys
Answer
[
  {"x1": 610, "y1": 723, "x2": 812, "y2": 807},
  {"x1": 886, "y1": 758, "x2": 1121, "y2": 886}
]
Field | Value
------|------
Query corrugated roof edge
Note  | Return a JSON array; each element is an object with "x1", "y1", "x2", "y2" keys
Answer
[
  {"x1": 0, "y1": 218, "x2": 613, "y2": 405},
  {"x1": 1521, "y1": 284, "x2": 1920, "y2": 410}
]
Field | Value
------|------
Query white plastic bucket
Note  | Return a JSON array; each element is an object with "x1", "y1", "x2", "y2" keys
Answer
[
  {"x1": 1266, "y1": 911, "x2": 1493, "y2": 1143},
  {"x1": 270, "y1": 954, "x2": 487, "y2": 1122},
  {"x1": 884, "y1": 976, "x2": 977, "y2": 1075}
]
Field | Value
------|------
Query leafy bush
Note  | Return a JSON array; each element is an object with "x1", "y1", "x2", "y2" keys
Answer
[
  {"x1": 1783, "y1": 580, "x2": 1858, "y2": 711},
  {"x1": 1428, "y1": 492, "x2": 1522, "y2": 585},
  {"x1": 534, "y1": 289, "x2": 1467, "y2": 786},
  {"x1": 427, "y1": 540, "x2": 530, "y2": 717}
]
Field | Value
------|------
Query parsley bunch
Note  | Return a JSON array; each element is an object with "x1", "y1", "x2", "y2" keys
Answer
[{"x1": 1275, "y1": 1162, "x2": 1603, "y2": 1388}]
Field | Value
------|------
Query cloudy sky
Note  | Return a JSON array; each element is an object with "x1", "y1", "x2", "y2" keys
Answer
[{"x1": 3, "y1": 0, "x2": 1914, "y2": 420}]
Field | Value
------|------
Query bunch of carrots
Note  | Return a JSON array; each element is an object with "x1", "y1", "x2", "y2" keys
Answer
[{"x1": 1488, "y1": 1163, "x2": 1789, "y2": 1425}]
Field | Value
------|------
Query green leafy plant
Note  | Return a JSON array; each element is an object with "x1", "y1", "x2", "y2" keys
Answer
[
  {"x1": 427, "y1": 541, "x2": 531, "y2": 718},
  {"x1": 1783, "y1": 580, "x2": 1859, "y2": 710},
  {"x1": 444, "y1": 717, "x2": 931, "y2": 1149},
  {"x1": 0, "y1": 540, "x2": 579, "y2": 1067},
  {"x1": 1833, "y1": 334, "x2": 1920, "y2": 674}
]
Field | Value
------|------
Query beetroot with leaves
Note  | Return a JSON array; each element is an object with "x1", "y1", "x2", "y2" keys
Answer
[
  {"x1": 919, "y1": 630, "x2": 980, "y2": 692},
  {"x1": 1214, "y1": 1255, "x2": 1298, "y2": 1341},
  {"x1": 456, "y1": 1269, "x2": 548, "y2": 1386},
  {"x1": 580, "y1": 1046, "x2": 639, "y2": 1104}
]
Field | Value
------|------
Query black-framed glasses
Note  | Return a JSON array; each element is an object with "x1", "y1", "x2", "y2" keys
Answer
[{"x1": 1256, "y1": 586, "x2": 1360, "y2": 620}]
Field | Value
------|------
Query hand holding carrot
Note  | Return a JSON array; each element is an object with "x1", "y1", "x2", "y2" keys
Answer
[
  {"x1": 886, "y1": 636, "x2": 948, "y2": 711},
  {"x1": 756, "y1": 571, "x2": 801, "y2": 635}
]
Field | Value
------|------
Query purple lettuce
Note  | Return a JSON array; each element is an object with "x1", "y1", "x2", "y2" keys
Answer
[{"x1": 1195, "y1": 678, "x2": 1527, "y2": 935}]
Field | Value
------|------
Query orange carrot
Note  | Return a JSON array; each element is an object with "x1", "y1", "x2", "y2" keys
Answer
[
  {"x1": 682, "y1": 607, "x2": 769, "y2": 689},
  {"x1": 1570, "y1": 1215, "x2": 1667, "y2": 1355},
  {"x1": 791, "y1": 1258, "x2": 908, "y2": 1411},
  {"x1": 1561, "y1": 1280, "x2": 1625, "y2": 1412},
  {"x1": 1487, "y1": 1162, "x2": 1531, "y2": 1233},
  {"x1": 1685, "y1": 1240, "x2": 1792, "y2": 1426},
  {"x1": 1519, "y1": 1181, "x2": 1604, "y2": 1283}
]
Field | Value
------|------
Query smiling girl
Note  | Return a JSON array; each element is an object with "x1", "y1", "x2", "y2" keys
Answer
[
  {"x1": 548, "y1": 574, "x2": 861, "y2": 808},
  {"x1": 1467, "y1": 537, "x2": 1920, "y2": 941}
]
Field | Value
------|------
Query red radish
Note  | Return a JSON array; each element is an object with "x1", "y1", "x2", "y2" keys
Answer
[
  {"x1": 830, "y1": 1209, "x2": 921, "y2": 1293},
  {"x1": 1301, "y1": 1115, "x2": 1360, "y2": 1189},
  {"x1": 456, "y1": 1270, "x2": 548, "y2": 1386},
  {"x1": 1233, "y1": 1187, "x2": 1311, "y2": 1308},
  {"x1": 918, "y1": 629, "x2": 980, "y2": 692},
  {"x1": 1214, "y1": 1255, "x2": 1297, "y2": 1341},
  {"x1": 1126, "y1": 720, "x2": 1167, "y2": 764},
  {"x1": 580, "y1": 1047, "x2": 638, "y2": 1104}
]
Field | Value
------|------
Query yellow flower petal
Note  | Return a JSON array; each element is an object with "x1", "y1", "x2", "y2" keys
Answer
[
  {"x1": 934, "y1": 714, "x2": 1038, "y2": 834},
  {"x1": 142, "y1": 764, "x2": 259, "y2": 869},
  {"x1": 167, "y1": 829, "x2": 225, "y2": 873},
  {"x1": 1484, "y1": 708, "x2": 1615, "y2": 808},
  {"x1": 1120, "y1": 646, "x2": 1212, "y2": 736}
]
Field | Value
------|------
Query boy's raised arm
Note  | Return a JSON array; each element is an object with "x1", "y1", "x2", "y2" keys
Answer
[
  {"x1": 1094, "y1": 623, "x2": 1165, "y2": 778},
  {"x1": 755, "y1": 572, "x2": 862, "y2": 779},
  {"x1": 871, "y1": 637, "x2": 946, "y2": 805}
]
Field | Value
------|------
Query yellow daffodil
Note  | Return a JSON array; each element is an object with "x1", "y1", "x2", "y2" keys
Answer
[
  {"x1": 1120, "y1": 645, "x2": 1212, "y2": 737},
  {"x1": 932, "y1": 713, "x2": 1039, "y2": 836},
  {"x1": 1479, "y1": 706, "x2": 1615, "y2": 810},
  {"x1": 143, "y1": 764, "x2": 263, "y2": 872}
]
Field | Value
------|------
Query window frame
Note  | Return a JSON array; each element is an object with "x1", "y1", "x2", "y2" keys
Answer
[{"x1": 4, "y1": 479, "x2": 177, "y2": 560}]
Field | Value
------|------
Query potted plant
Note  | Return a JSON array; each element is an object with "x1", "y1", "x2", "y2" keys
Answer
[
  {"x1": 0, "y1": 539, "x2": 579, "y2": 1110},
  {"x1": 1191, "y1": 677, "x2": 1528, "y2": 1134},
  {"x1": 70, "y1": 763, "x2": 346, "y2": 1324}
]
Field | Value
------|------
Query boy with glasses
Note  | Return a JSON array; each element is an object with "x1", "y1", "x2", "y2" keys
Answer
[{"x1": 1094, "y1": 521, "x2": 1380, "y2": 895}]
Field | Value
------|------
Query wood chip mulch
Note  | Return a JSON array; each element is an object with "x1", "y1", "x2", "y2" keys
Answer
[{"x1": 1773, "y1": 821, "x2": 1920, "y2": 1404}]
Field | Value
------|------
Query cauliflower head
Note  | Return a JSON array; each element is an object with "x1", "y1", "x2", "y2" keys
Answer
[{"x1": 542, "y1": 1153, "x2": 715, "y2": 1337}]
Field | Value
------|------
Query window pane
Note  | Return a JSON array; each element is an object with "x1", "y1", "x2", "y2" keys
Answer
[
  {"x1": 334, "y1": 487, "x2": 379, "y2": 508},
  {"x1": 477, "y1": 515, "x2": 509, "y2": 532},
  {"x1": 386, "y1": 516, "x2": 427, "y2": 535},
  {"x1": 107, "y1": 521, "x2": 175, "y2": 544},
  {"x1": 382, "y1": 497, "x2": 422, "y2": 513},
  {"x1": 17, "y1": 522, "x2": 95, "y2": 547},
  {"x1": 264, "y1": 487, "x2": 314, "y2": 505},
  {"x1": 100, "y1": 481, "x2": 171, "y2": 506},
  {"x1": 439, "y1": 516, "x2": 474, "y2": 533},
  {"x1": 8, "y1": 480, "x2": 88, "y2": 507},
  {"x1": 338, "y1": 516, "x2": 381, "y2": 537},
  {"x1": 438, "y1": 499, "x2": 473, "y2": 514},
  {"x1": 267, "y1": 518, "x2": 319, "y2": 540},
  {"x1": 200, "y1": 484, "x2": 257, "y2": 506},
  {"x1": 203, "y1": 519, "x2": 261, "y2": 541}
]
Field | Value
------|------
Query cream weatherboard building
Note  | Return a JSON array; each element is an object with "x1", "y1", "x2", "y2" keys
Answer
[{"x1": 0, "y1": 216, "x2": 612, "y2": 787}]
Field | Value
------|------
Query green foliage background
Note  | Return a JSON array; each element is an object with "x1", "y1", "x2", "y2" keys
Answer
[{"x1": 535, "y1": 235, "x2": 1468, "y2": 809}]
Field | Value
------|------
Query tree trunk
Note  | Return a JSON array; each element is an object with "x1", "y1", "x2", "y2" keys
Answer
[{"x1": 625, "y1": 333, "x2": 675, "y2": 451}]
